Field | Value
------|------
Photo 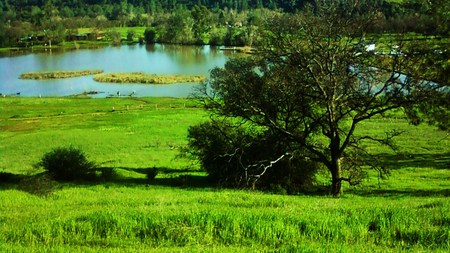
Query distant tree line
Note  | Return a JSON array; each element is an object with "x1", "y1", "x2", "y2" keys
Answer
[{"x1": 0, "y1": 0, "x2": 448, "y2": 47}]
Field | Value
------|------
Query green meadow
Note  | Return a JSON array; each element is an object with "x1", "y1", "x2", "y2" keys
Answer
[{"x1": 0, "y1": 97, "x2": 449, "y2": 252}]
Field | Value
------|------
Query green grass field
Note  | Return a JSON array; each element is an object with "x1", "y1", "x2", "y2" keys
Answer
[
  {"x1": 78, "y1": 27, "x2": 147, "y2": 40},
  {"x1": 0, "y1": 97, "x2": 449, "y2": 252}
]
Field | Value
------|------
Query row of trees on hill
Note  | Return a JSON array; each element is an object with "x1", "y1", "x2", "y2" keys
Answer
[
  {"x1": 3, "y1": 0, "x2": 309, "y2": 17},
  {"x1": 1, "y1": 0, "x2": 449, "y2": 47}
]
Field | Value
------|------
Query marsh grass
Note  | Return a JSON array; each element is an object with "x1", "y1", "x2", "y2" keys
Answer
[
  {"x1": 93, "y1": 72, "x2": 206, "y2": 84},
  {"x1": 19, "y1": 70, "x2": 104, "y2": 79}
]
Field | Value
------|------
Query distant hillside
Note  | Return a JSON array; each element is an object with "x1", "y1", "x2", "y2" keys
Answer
[{"x1": 0, "y1": 0, "x2": 447, "y2": 48}]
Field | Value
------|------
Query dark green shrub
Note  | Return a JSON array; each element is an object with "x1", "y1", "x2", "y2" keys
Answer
[
  {"x1": 126, "y1": 30, "x2": 136, "y2": 41},
  {"x1": 144, "y1": 28, "x2": 157, "y2": 43},
  {"x1": 38, "y1": 146, "x2": 96, "y2": 181},
  {"x1": 186, "y1": 121, "x2": 319, "y2": 193}
]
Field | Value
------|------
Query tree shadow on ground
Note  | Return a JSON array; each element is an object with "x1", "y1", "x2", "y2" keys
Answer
[
  {"x1": 350, "y1": 188, "x2": 450, "y2": 198},
  {"x1": 0, "y1": 167, "x2": 214, "y2": 196},
  {"x1": 97, "y1": 166, "x2": 213, "y2": 188},
  {"x1": 371, "y1": 152, "x2": 450, "y2": 170},
  {"x1": 2, "y1": 151, "x2": 449, "y2": 197}
]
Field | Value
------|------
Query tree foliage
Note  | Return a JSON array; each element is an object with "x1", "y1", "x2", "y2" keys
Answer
[
  {"x1": 187, "y1": 120, "x2": 318, "y2": 193},
  {"x1": 0, "y1": 0, "x2": 447, "y2": 47},
  {"x1": 189, "y1": 0, "x2": 449, "y2": 196}
]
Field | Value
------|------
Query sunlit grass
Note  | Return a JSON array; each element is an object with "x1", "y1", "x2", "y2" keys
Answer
[
  {"x1": 0, "y1": 186, "x2": 448, "y2": 252},
  {"x1": 0, "y1": 97, "x2": 449, "y2": 252},
  {"x1": 78, "y1": 27, "x2": 147, "y2": 40},
  {"x1": 0, "y1": 97, "x2": 206, "y2": 173}
]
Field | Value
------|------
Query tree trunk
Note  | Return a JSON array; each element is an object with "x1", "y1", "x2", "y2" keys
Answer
[{"x1": 330, "y1": 157, "x2": 343, "y2": 197}]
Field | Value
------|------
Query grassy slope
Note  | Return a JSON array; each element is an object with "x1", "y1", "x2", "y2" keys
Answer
[
  {"x1": 0, "y1": 97, "x2": 205, "y2": 173},
  {"x1": 0, "y1": 97, "x2": 449, "y2": 252}
]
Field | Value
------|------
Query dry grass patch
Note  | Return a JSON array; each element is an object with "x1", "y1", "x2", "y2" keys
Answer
[
  {"x1": 93, "y1": 72, "x2": 206, "y2": 84},
  {"x1": 20, "y1": 70, "x2": 104, "y2": 79}
]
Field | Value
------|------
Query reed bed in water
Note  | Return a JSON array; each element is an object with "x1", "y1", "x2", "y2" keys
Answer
[
  {"x1": 93, "y1": 72, "x2": 206, "y2": 84},
  {"x1": 19, "y1": 70, "x2": 104, "y2": 79}
]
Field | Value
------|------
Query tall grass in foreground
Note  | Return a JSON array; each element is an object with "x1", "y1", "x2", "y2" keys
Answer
[{"x1": 0, "y1": 187, "x2": 449, "y2": 252}]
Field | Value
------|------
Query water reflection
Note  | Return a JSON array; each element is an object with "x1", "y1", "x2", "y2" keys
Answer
[{"x1": 0, "y1": 44, "x2": 231, "y2": 97}]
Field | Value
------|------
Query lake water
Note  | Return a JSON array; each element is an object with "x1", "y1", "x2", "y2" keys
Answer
[{"x1": 0, "y1": 44, "x2": 231, "y2": 98}]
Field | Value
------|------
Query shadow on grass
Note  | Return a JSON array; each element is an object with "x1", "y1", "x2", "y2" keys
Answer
[
  {"x1": 97, "y1": 166, "x2": 213, "y2": 188},
  {"x1": 0, "y1": 172, "x2": 60, "y2": 196},
  {"x1": 371, "y1": 152, "x2": 450, "y2": 170},
  {"x1": 0, "y1": 167, "x2": 214, "y2": 195},
  {"x1": 350, "y1": 188, "x2": 450, "y2": 198},
  {"x1": 2, "y1": 151, "x2": 448, "y2": 197}
]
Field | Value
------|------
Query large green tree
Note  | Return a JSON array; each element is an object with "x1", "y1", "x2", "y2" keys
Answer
[
  {"x1": 191, "y1": 4, "x2": 212, "y2": 44},
  {"x1": 190, "y1": 0, "x2": 449, "y2": 196}
]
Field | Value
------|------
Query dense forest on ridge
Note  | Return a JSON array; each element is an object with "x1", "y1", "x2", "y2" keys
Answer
[{"x1": 0, "y1": 0, "x2": 448, "y2": 47}]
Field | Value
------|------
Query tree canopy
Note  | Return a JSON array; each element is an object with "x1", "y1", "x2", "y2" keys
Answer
[
  {"x1": 0, "y1": 0, "x2": 448, "y2": 47},
  {"x1": 188, "y1": 0, "x2": 449, "y2": 196}
]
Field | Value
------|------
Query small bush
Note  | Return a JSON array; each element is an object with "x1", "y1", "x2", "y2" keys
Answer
[
  {"x1": 107, "y1": 31, "x2": 122, "y2": 46},
  {"x1": 38, "y1": 146, "x2": 96, "y2": 181},
  {"x1": 126, "y1": 30, "x2": 136, "y2": 42},
  {"x1": 144, "y1": 28, "x2": 157, "y2": 43}
]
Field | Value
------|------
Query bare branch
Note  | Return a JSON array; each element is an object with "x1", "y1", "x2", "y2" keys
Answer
[{"x1": 246, "y1": 152, "x2": 291, "y2": 189}]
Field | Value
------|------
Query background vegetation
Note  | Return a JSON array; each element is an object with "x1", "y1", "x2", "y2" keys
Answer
[{"x1": 0, "y1": 0, "x2": 448, "y2": 48}]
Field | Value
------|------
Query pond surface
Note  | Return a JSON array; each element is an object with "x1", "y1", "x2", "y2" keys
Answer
[{"x1": 0, "y1": 44, "x2": 231, "y2": 98}]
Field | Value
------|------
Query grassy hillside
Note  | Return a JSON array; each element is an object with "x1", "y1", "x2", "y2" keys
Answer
[
  {"x1": 0, "y1": 97, "x2": 205, "y2": 174},
  {"x1": 0, "y1": 97, "x2": 449, "y2": 252}
]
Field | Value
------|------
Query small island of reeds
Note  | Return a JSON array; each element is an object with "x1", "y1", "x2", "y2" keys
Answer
[
  {"x1": 20, "y1": 70, "x2": 104, "y2": 79},
  {"x1": 93, "y1": 72, "x2": 206, "y2": 84}
]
